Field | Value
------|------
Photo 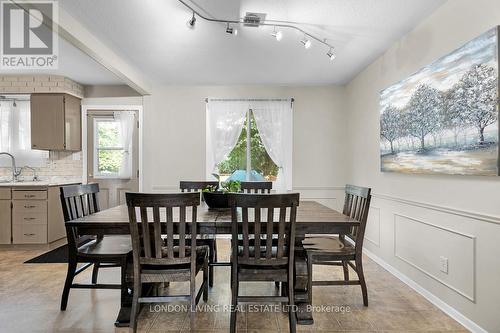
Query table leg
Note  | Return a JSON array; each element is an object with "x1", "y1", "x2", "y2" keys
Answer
[{"x1": 294, "y1": 239, "x2": 314, "y2": 325}]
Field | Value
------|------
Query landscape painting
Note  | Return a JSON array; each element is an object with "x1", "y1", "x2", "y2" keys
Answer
[{"x1": 380, "y1": 27, "x2": 499, "y2": 176}]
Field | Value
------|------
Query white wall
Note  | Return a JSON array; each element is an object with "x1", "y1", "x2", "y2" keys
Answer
[
  {"x1": 345, "y1": 0, "x2": 500, "y2": 332},
  {"x1": 142, "y1": 85, "x2": 348, "y2": 209}
]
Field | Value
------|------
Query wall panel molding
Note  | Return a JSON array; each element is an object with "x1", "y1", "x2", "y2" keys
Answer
[
  {"x1": 374, "y1": 193, "x2": 500, "y2": 225},
  {"x1": 394, "y1": 213, "x2": 476, "y2": 302}
]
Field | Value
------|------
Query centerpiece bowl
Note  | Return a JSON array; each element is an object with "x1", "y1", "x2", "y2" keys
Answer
[{"x1": 202, "y1": 191, "x2": 230, "y2": 209}]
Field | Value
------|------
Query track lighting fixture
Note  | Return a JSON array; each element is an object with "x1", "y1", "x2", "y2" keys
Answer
[
  {"x1": 226, "y1": 22, "x2": 237, "y2": 35},
  {"x1": 179, "y1": 0, "x2": 337, "y2": 61},
  {"x1": 301, "y1": 36, "x2": 311, "y2": 49},
  {"x1": 271, "y1": 26, "x2": 282, "y2": 41},
  {"x1": 187, "y1": 12, "x2": 196, "y2": 29},
  {"x1": 13, "y1": 100, "x2": 16, "y2": 107},
  {"x1": 326, "y1": 48, "x2": 336, "y2": 60}
]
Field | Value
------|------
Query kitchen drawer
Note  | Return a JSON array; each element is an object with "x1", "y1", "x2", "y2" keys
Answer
[
  {"x1": 13, "y1": 224, "x2": 47, "y2": 244},
  {"x1": 13, "y1": 190, "x2": 47, "y2": 200},
  {"x1": 13, "y1": 212, "x2": 47, "y2": 225},
  {"x1": 0, "y1": 188, "x2": 11, "y2": 200},
  {"x1": 13, "y1": 200, "x2": 47, "y2": 213}
]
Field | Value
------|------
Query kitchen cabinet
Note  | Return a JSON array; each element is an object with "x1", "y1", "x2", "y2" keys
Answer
[
  {"x1": 30, "y1": 93, "x2": 82, "y2": 151},
  {"x1": 0, "y1": 188, "x2": 11, "y2": 244},
  {"x1": 0, "y1": 184, "x2": 78, "y2": 244}
]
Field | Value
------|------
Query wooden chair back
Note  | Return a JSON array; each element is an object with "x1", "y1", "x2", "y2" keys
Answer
[
  {"x1": 126, "y1": 192, "x2": 200, "y2": 267},
  {"x1": 60, "y1": 183, "x2": 100, "y2": 222},
  {"x1": 229, "y1": 193, "x2": 299, "y2": 267},
  {"x1": 60, "y1": 184, "x2": 101, "y2": 250},
  {"x1": 239, "y1": 181, "x2": 272, "y2": 193},
  {"x1": 342, "y1": 185, "x2": 371, "y2": 252},
  {"x1": 180, "y1": 181, "x2": 219, "y2": 192}
]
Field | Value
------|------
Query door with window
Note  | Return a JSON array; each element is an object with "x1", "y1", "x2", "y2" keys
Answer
[{"x1": 87, "y1": 110, "x2": 139, "y2": 209}]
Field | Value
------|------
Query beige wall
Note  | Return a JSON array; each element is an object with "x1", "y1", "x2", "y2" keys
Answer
[
  {"x1": 142, "y1": 85, "x2": 348, "y2": 209},
  {"x1": 345, "y1": 0, "x2": 500, "y2": 331}
]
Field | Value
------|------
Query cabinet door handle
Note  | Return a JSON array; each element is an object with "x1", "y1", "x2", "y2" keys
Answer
[
  {"x1": 24, "y1": 194, "x2": 36, "y2": 198},
  {"x1": 24, "y1": 205, "x2": 36, "y2": 209},
  {"x1": 24, "y1": 233, "x2": 35, "y2": 236},
  {"x1": 24, "y1": 217, "x2": 36, "y2": 221}
]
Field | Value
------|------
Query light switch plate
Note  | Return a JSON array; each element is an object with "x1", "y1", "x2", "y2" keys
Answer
[{"x1": 440, "y1": 256, "x2": 448, "y2": 274}]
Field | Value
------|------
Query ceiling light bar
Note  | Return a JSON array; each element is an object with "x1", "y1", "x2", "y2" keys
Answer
[{"x1": 178, "y1": 0, "x2": 336, "y2": 57}]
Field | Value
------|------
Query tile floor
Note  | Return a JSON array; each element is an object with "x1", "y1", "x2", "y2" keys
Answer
[{"x1": 0, "y1": 240, "x2": 468, "y2": 333}]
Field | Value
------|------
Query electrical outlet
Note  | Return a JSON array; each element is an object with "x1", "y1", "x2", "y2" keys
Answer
[{"x1": 440, "y1": 256, "x2": 448, "y2": 274}]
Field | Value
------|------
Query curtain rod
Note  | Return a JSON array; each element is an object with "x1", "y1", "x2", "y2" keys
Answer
[{"x1": 205, "y1": 98, "x2": 294, "y2": 103}]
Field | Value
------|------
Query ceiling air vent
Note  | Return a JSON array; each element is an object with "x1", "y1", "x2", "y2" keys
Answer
[{"x1": 243, "y1": 12, "x2": 266, "y2": 27}]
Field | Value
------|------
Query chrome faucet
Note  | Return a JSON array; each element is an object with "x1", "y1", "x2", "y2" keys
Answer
[
  {"x1": 0, "y1": 152, "x2": 22, "y2": 182},
  {"x1": 21, "y1": 166, "x2": 39, "y2": 182}
]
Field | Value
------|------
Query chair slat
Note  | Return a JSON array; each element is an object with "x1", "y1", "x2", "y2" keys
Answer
[
  {"x1": 140, "y1": 206, "x2": 151, "y2": 258},
  {"x1": 153, "y1": 206, "x2": 162, "y2": 259},
  {"x1": 166, "y1": 206, "x2": 174, "y2": 259},
  {"x1": 179, "y1": 206, "x2": 186, "y2": 258},
  {"x1": 242, "y1": 208, "x2": 249, "y2": 259},
  {"x1": 254, "y1": 208, "x2": 261, "y2": 259},
  {"x1": 277, "y1": 207, "x2": 286, "y2": 259},
  {"x1": 266, "y1": 208, "x2": 274, "y2": 259}
]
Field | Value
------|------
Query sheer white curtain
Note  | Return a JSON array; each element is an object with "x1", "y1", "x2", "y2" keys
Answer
[
  {"x1": 0, "y1": 99, "x2": 48, "y2": 167},
  {"x1": 114, "y1": 111, "x2": 135, "y2": 179},
  {"x1": 206, "y1": 100, "x2": 248, "y2": 178},
  {"x1": 251, "y1": 99, "x2": 293, "y2": 192}
]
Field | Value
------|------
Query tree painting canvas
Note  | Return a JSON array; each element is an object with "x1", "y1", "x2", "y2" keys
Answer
[{"x1": 380, "y1": 27, "x2": 499, "y2": 176}]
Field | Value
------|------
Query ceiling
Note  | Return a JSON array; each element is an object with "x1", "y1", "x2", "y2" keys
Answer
[
  {"x1": 0, "y1": 36, "x2": 122, "y2": 85},
  {"x1": 56, "y1": 0, "x2": 446, "y2": 86}
]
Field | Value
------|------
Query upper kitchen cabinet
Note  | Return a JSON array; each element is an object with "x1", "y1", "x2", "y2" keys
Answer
[{"x1": 30, "y1": 93, "x2": 82, "y2": 151}]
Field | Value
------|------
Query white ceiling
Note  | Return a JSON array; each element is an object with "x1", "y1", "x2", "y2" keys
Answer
[
  {"x1": 0, "y1": 36, "x2": 122, "y2": 85},
  {"x1": 57, "y1": 0, "x2": 446, "y2": 86}
]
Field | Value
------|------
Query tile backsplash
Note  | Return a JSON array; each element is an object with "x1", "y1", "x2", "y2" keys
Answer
[{"x1": 0, "y1": 151, "x2": 83, "y2": 182}]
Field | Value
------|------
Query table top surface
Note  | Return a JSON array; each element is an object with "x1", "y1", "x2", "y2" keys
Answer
[{"x1": 68, "y1": 200, "x2": 358, "y2": 227}]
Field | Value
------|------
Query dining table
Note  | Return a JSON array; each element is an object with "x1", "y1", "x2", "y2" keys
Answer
[{"x1": 66, "y1": 200, "x2": 359, "y2": 326}]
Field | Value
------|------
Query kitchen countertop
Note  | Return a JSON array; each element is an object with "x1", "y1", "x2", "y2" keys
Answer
[{"x1": 0, "y1": 180, "x2": 81, "y2": 187}]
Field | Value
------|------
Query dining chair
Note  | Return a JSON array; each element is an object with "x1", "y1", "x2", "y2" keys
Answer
[
  {"x1": 180, "y1": 180, "x2": 220, "y2": 288},
  {"x1": 240, "y1": 181, "x2": 272, "y2": 193},
  {"x1": 59, "y1": 183, "x2": 132, "y2": 311},
  {"x1": 126, "y1": 192, "x2": 209, "y2": 332},
  {"x1": 302, "y1": 184, "x2": 371, "y2": 306},
  {"x1": 228, "y1": 193, "x2": 299, "y2": 333}
]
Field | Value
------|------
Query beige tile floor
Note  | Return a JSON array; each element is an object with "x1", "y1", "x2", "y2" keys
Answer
[{"x1": 0, "y1": 240, "x2": 468, "y2": 333}]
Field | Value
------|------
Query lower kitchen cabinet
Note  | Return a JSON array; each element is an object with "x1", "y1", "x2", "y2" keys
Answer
[{"x1": 0, "y1": 184, "x2": 77, "y2": 244}]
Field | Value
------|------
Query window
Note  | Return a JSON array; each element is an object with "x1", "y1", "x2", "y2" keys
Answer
[
  {"x1": 218, "y1": 111, "x2": 279, "y2": 182},
  {"x1": 0, "y1": 95, "x2": 48, "y2": 167},
  {"x1": 94, "y1": 119, "x2": 122, "y2": 177},
  {"x1": 206, "y1": 99, "x2": 293, "y2": 192}
]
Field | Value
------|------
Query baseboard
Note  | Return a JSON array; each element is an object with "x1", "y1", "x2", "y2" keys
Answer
[{"x1": 362, "y1": 247, "x2": 487, "y2": 333}]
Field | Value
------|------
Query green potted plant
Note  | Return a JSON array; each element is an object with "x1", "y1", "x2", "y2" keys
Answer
[{"x1": 202, "y1": 174, "x2": 241, "y2": 209}]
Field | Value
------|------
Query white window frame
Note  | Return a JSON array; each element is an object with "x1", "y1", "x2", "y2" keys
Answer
[{"x1": 92, "y1": 117, "x2": 125, "y2": 179}]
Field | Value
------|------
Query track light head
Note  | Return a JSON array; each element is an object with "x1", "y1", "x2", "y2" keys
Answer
[
  {"x1": 301, "y1": 37, "x2": 311, "y2": 49},
  {"x1": 326, "y1": 48, "x2": 336, "y2": 60},
  {"x1": 226, "y1": 22, "x2": 237, "y2": 35},
  {"x1": 271, "y1": 26, "x2": 283, "y2": 41},
  {"x1": 187, "y1": 12, "x2": 196, "y2": 29},
  {"x1": 13, "y1": 100, "x2": 16, "y2": 107}
]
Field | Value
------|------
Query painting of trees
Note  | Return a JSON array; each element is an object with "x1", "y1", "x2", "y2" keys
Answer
[
  {"x1": 405, "y1": 84, "x2": 443, "y2": 150},
  {"x1": 379, "y1": 27, "x2": 499, "y2": 176},
  {"x1": 454, "y1": 64, "x2": 498, "y2": 144},
  {"x1": 380, "y1": 105, "x2": 401, "y2": 154}
]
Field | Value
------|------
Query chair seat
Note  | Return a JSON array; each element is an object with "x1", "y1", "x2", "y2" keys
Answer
[
  {"x1": 302, "y1": 236, "x2": 355, "y2": 257},
  {"x1": 141, "y1": 246, "x2": 208, "y2": 283},
  {"x1": 78, "y1": 235, "x2": 132, "y2": 258},
  {"x1": 160, "y1": 245, "x2": 209, "y2": 259}
]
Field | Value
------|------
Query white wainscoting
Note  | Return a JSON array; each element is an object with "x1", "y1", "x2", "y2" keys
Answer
[
  {"x1": 394, "y1": 213, "x2": 475, "y2": 302},
  {"x1": 363, "y1": 192, "x2": 500, "y2": 333},
  {"x1": 364, "y1": 206, "x2": 380, "y2": 247}
]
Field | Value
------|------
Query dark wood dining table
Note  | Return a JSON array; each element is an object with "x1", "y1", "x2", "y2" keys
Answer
[{"x1": 67, "y1": 200, "x2": 358, "y2": 326}]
